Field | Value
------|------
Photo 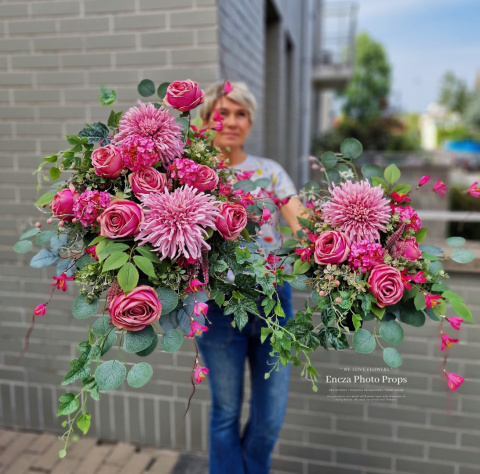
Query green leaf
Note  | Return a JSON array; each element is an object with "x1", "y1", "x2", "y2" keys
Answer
[
  {"x1": 446, "y1": 236, "x2": 466, "y2": 248},
  {"x1": 59, "y1": 449, "x2": 67, "y2": 458},
  {"x1": 419, "y1": 244, "x2": 443, "y2": 256},
  {"x1": 254, "y1": 177, "x2": 271, "y2": 189},
  {"x1": 14, "y1": 240, "x2": 33, "y2": 253},
  {"x1": 92, "y1": 316, "x2": 111, "y2": 336},
  {"x1": 136, "y1": 332, "x2": 158, "y2": 357},
  {"x1": 76, "y1": 413, "x2": 91, "y2": 435},
  {"x1": 176, "y1": 116, "x2": 189, "y2": 131},
  {"x1": 400, "y1": 308, "x2": 425, "y2": 327},
  {"x1": 155, "y1": 287, "x2": 178, "y2": 315},
  {"x1": 352, "y1": 328, "x2": 376, "y2": 353},
  {"x1": 289, "y1": 274, "x2": 308, "y2": 291},
  {"x1": 133, "y1": 255, "x2": 156, "y2": 278},
  {"x1": 451, "y1": 248, "x2": 475, "y2": 264},
  {"x1": 96, "y1": 240, "x2": 129, "y2": 261},
  {"x1": 370, "y1": 304, "x2": 385, "y2": 320},
  {"x1": 340, "y1": 138, "x2": 363, "y2": 159},
  {"x1": 101, "y1": 330, "x2": 117, "y2": 356},
  {"x1": 414, "y1": 227, "x2": 428, "y2": 243},
  {"x1": 43, "y1": 154, "x2": 58, "y2": 162},
  {"x1": 95, "y1": 360, "x2": 126, "y2": 391},
  {"x1": 135, "y1": 246, "x2": 161, "y2": 263},
  {"x1": 127, "y1": 363, "x2": 153, "y2": 388},
  {"x1": 414, "y1": 292, "x2": 426, "y2": 310},
  {"x1": 327, "y1": 327, "x2": 349, "y2": 350},
  {"x1": 117, "y1": 262, "x2": 139, "y2": 294},
  {"x1": 107, "y1": 110, "x2": 122, "y2": 128},
  {"x1": 30, "y1": 248, "x2": 60, "y2": 268},
  {"x1": 36, "y1": 231, "x2": 57, "y2": 245},
  {"x1": 161, "y1": 329, "x2": 184, "y2": 353},
  {"x1": 282, "y1": 238, "x2": 300, "y2": 249},
  {"x1": 49, "y1": 167, "x2": 61, "y2": 181},
  {"x1": 35, "y1": 192, "x2": 56, "y2": 207},
  {"x1": 320, "y1": 151, "x2": 337, "y2": 169},
  {"x1": 303, "y1": 181, "x2": 321, "y2": 194},
  {"x1": 383, "y1": 347, "x2": 402, "y2": 368},
  {"x1": 72, "y1": 295, "x2": 99, "y2": 319},
  {"x1": 138, "y1": 79, "x2": 156, "y2": 97},
  {"x1": 57, "y1": 393, "x2": 79, "y2": 417},
  {"x1": 352, "y1": 314, "x2": 362, "y2": 331},
  {"x1": 102, "y1": 252, "x2": 129, "y2": 272},
  {"x1": 370, "y1": 176, "x2": 387, "y2": 190},
  {"x1": 157, "y1": 81, "x2": 170, "y2": 99},
  {"x1": 392, "y1": 183, "x2": 412, "y2": 194},
  {"x1": 379, "y1": 320, "x2": 404, "y2": 345},
  {"x1": 235, "y1": 247, "x2": 251, "y2": 264},
  {"x1": 78, "y1": 122, "x2": 110, "y2": 145},
  {"x1": 99, "y1": 87, "x2": 116, "y2": 106},
  {"x1": 361, "y1": 163, "x2": 383, "y2": 180},
  {"x1": 384, "y1": 164, "x2": 401, "y2": 185},
  {"x1": 297, "y1": 216, "x2": 315, "y2": 231},
  {"x1": 20, "y1": 227, "x2": 40, "y2": 240},
  {"x1": 293, "y1": 258, "x2": 310, "y2": 275},
  {"x1": 124, "y1": 325, "x2": 155, "y2": 354},
  {"x1": 233, "y1": 179, "x2": 257, "y2": 192}
]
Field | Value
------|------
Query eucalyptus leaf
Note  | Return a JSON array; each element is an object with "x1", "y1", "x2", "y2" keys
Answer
[
  {"x1": 361, "y1": 163, "x2": 383, "y2": 180},
  {"x1": 155, "y1": 287, "x2": 178, "y2": 315},
  {"x1": 340, "y1": 138, "x2": 363, "y2": 159},
  {"x1": 95, "y1": 360, "x2": 126, "y2": 391},
  {"x1": 157, "y1": 81, "x2": 170, "y2": 99},
  {"x1": 451, "y1": 248, "x2": 475, "y2": 264},
  {"x1": 383, "y1": 347, "x2": 402, "y2": 368},
  {"x1": 138, "y1": 79, "x2": 156, "y2": 97},
  {"x1": 72, "y1": 295, "x2": 99, "y2": 319},
  {"x1": 136, "y1": 333, "x2": 158, "y2": 357},
  {"x1": 123, "y1": 325, "x2": 155, "y2": 353},
  {"x1": 36, "y1": 231, "x2": 57, "y2": 245},
  {"x1": 19, "y1": 228, "x2": 40, "y2": 240},
  {"x1": 352, "y1": 328, "x2": 376, "y2": 354},
  {"x1": 92, "y1": 316, "x2": 111, "y2": 336},
  {"x1": 446, "y1": 236, "x2": 466, "y2": 248},
  {"x1": 127, "y1": 362, "x2": 153, "y2": 388},
  {"x1": 161, "y1": 329, "x2": 184, "y2": 353},
  {"x1": 320, "y1": 151, "x2": 337, "y2": 169},
  {"x1": 14, "y1": 240, "x2": 32, "y2": 253},
  {"x1": 379, "y1": 320, "x2": 404, "y2": 345}
]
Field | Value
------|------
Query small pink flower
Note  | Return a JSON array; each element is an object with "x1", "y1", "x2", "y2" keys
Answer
[
  {"x1": 467, "y1": 182, "x2": 480, "y2": 198},
  {"x1": 212, "y1": 109, "x2": 224, "y2": 122},
  {"x1": 73, "y1": 190, "x2": 111, "y2": 226},
  {"x1": 168, "y1": 158, "x2": 200, "y2": 185},
  {"x1": 186, "y1": 278, "x2": 207, "y2": 293},
  {"x1": 295, "y1": 247, "x2": 314, "y2": 263},
  {"x1": 212, "y1": 122, "x2": 223, "y2": 132},
  {"x1": 441, "y1": 332, "x2": 459, "y2": 351},
  {"x1": 418, "y1": 175, "x2": 430, "y2": 187},
  {"x1": 444, "y1": 370, "x2": 464, "y2": 391},
  {"x1": 85, "y1": 245, "x2": 98, "y2": 260},
  {"x1": 223, "y1": 81, "x2": 233, "y2": 94},
  {"x1": 392, "y1": 205, "x2": 422, "y2": 232},
  {"x1": 195, "y1": 364, "x2": 209, "y2": 384},
  {"x1": 187, "y1": 320, "x2": 209, "y2": 338},
  {"x1": 190, "y1": 124, "x2": 208, "y2": 138},
  {"x1": 236, "y1": 170, "x2": 255, "y2": 181},
  {"x1": 262, "y1": 207, "x2": 272, "y2": 222},
  {"x1": 34, "y1": 303, "x2": 47, "y2": 316},
  {"x1": 120, "y1": 135, "x2": 158, "y2": 171},
  {"x1": 391, "y1": 192, "x2": 411, "y2": 203},
  {"x1": 266, "y1": 254, "x2": 281, "y2": 265},
  {"x1": 392, "y1": 238, "x2": 422, "y2": 261},
  {"x1": 425, "y1": 293, "x2": 442, "y2": 309},
  {"x1": 194, "y1": 302, "x2": 208, "y2": 317},
  {"x1": 348, "y1": 240, "x2": 385, "y2": 273},
  {"x1": 52, "y1": 273, "x2": 74, "y2": 292},
  {"x1": 433, "y1": 180, "x2": 448, "y2": 197},
  {"x1": 446, "y1": 316, "x2": 463, "y2": 331}
]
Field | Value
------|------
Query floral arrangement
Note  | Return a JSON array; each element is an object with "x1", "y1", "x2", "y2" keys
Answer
[
  {"x1": 14, "y1": 79, "x2": 303, "y2": 456},
  {"x1": 274, "y1": 140, "x2": 475, "y2": 391}
]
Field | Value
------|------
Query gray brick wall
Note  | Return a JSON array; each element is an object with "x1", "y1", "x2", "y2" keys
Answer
[{"x1": 1, "y1": 2, "x2": 480, "y2": 474}]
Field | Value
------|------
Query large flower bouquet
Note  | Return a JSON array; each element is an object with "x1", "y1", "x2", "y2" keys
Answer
[
  {"x1": 14, "y1": 79, "x2": 302, "y2": 456},
  {"x1": 279, "y1": 140, "x2": 474, "y2": 392}
]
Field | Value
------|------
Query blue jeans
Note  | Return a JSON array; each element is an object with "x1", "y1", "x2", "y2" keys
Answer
[{"x1": 197, "y1": 283, "x2": 293, "y2": 474}]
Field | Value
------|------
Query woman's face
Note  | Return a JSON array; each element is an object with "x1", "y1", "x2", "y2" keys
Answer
[{"x1": 209, "y1": 97, "x2": 253, "y2": 151}]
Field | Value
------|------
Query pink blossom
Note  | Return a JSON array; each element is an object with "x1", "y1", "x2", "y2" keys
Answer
[
  {"x1": 187, "y1": 320, "x2": 209, "y2": 338},
  {"x1": 368, "y1": 264, "x2": 404, "y2": 307},
  {"x1": 34, "y1": 303, "x2": 47, "y2": 316},
  {"x1": 392, "y1": 237, "x2": 422, "y2": 261},
  {"x1": 51, "y1": 186, "x2": 79, "y2": 222},
  {"x1": 262, "y1": 206, "x2": 272, "y2": 222},
  {"x1": 425, "y1": 293, "x2": 442, "y2": 309},
  {"x1": 190, "y1": 124, "x2": 208, "y2": 138},
  {"x1": 186, "y1": 278, "x2": 207, "y2": 293},
  {"x1": 119, "y1": 135, "x2": 158, "y2": 171},
  {"x1": 129, "y1": 167, "x2": 167, "y2": 197},
  {"x1": 194, "y1": 302, "x2": 208, "y2": 317},
  {"x1": 392, "y1": 205, "x2": 422, "y2": 232},
  {"x1": 113, "y1": 102, "x2": 184, "y2": 167},
  {"x1": 223, "y1": 81, "x2": 234, "y2": 94},
  {"x1": 400, "y1": 270, "x2": 426, "y2": 289},
  {"x1": 314, "y1": 230, "x2": 350, "y2": 265},
  {"x1": 212, "y1": 109, "x2": 224, "y2": 122},
  {"x1": 238, "y1": 191, "x2": 255, "y2": 208},
  {"x1": 85, "y1": 245, "x2": 98, "y2": 260},
  {"x1": 321, "y1": 180, "x2": 390, "y2": 242},
  {"x1": 444, "y1": 370, "x2": 464, "y2": 391},
  {"x1": 467, "y1": 182, "x2": 480, "y2": 198},
  {"x1": 295, "y1": 247, "x2": 314, "y2": 263},
  {"x1": 52, "y1": 273, "x2": 74, "y2": 292},
  {"x1": 136, "y1": 185, "x2": 219, "y2": 260},
  {"x1": 91, "y1": 144, "x2": 125, "y2": 179},
  {"x1": 236, "y1": 170, "x2": 255, "y2": 181},
  {"x1": 100, "y1": 200, "x2": 144, "y2": 239},
  {"x1": 212, "y1": 122, "x2": 223, "y2": 131},
  {"x1": 163, "y1": 80, "x2": 204, "y2": 112},
  {"x1": 390, "y1": 192, "x2": 411, "y2": 203},
  {"x1": 266, "y1": 254, "x2": 281, "y2": 265},
  {"x1": 418, "y1": 176, "x2": 430, "y2": 187},
  {"x1": 440, "y1": 332, "x2": 459, "y2": 351},
  {"x1": 168, "y1": 158, "x2": 200, "y2": 185},
  {"x1": 215, "y1": 202, "x2": 248, "y2": 241},
  {"x1": 446, "y1": 316, "x2": 463, "y2": 330},
  {"x1": 433, "y1": 179, "x2": 448, "y2": 197},
  {"x1": 348, "y1": 240, "x2": 385, "y2": 273},
  {"x1": 73, "y1": 190, "x2": 111, "y2": 226},
  {"x1": 195, "y1": 365, "x2": 209, "y2": 384}
]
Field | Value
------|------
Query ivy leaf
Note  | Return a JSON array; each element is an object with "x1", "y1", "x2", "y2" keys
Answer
[
  {"x1": 95, "y1": 360, "x2": 126, "y2": 391},
  {"x1": 57, "y1": 393, "x2": 79, "y2": 417},
  {"x1": 118, "y1": 262, "x2": 139, "y2": 294},
  {"x1": 78, "y1": 122, "x2": 110, "y2": 145},
  {"x1": 99, "y1": 87, "x2": 116, "y2": 106},
  {"x1": 127, "y1": 363, "x2": 153, "y2": 388},
  {"x1": 236, "y1": 247, "x2": 251, "y2": 264},
  {"x1": 326, "y1": 327, "x2": 349, "y2": 349},
  {"x1": 76, "y1": 412, "x2": 91, "y2": 435},
  {"x1": 107, "y1": 110, "x2": 122, "y2": 128},
  {"x1": 49, "y1": 167, "x2": 61, "y2": 181}
]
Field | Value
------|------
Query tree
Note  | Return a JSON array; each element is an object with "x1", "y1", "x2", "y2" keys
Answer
[
  {"x1": 340, "y1": 32, "x2": 391, "y2": 121},
  {"x1": 438, "y1": 71, "x2": 470, "y2": 114},
  {"x1": 464, "y1": 91, "x2": 480, "y2": 131}
]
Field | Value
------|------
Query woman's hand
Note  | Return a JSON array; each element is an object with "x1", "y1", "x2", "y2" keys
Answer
[{"x1": 279, "y1": 196, "x2": 306, "y2": 238}]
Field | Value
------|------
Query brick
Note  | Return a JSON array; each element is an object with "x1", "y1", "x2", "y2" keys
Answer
[
  {"x1": 397, "y1": 425, "x2": 456, "y2": 445},
  {"x1": 14, "y1": 89, "x2": 60, "y2": 104},
  {"x1": 37, "y1": 72, "x2": 84, "y2": 86},
  {"x1": 336, "y1": 451, "x2": 391, "y2": 470},
  {"x1": 86, "y1": 34, "x2": 136, "y2": 50},
  {"x1": 307, "y1": 399, "x2": 364, "y2": 417},
  {"x1": 431, "y1": 412, "x2": 480, "y2": 431},
  {"x1": 367, "y1": 405, "x2": 427, "y2": 425},
  {"x1": 270, "y1": 457, "x2": 305, "y2": 473},
  {"x1": 114, "y1": 14, "x2": 166, "y2": 31},
  {"x1": 172, "y1": 47, "x2": 217, "y2": 65},
  {"x1": 279, "y1": 443, "x2": 331, "y2": 462},
  {"x1": 141, "y1": 31, "x2": 194, "y2": 48},
  {"x1": 32, "y1": 1, "x2": 81, "y2": 16},
  {"x1": 461, "y1": 397, "x2": 479, "y2": 414},
  {"x1": 0, "y1": 123, "x2": 12, "y2": 135},
  {"x1": 34, "y1": 37, "x2": 83, "y2": 52},
  {"x1": 284, "y1": 410, "x2": 331, "y2": 430},
  {"x1": 0, "y1": 3, "x2": 29, "y2": 18},
  {"x1": 367, "y1": 438, "x2": 423, "y2": 458},
  {"x1": 429, "y1": 445, "x2": 480, "y2": 465},
  {"x1": 32, "y1": 435, "x2": 66, "y2": 471},
  {"x1": 0, "y1": 431, "x2": 39, "y2": 467},
  {"x1": 306, "y1": 465, "x2": 361, "y2": 474},
  {"x1": 0, "y1": 73, "x2": 32, "y2": 87},
  {"x1": 0, "y1": 38, "x2": 30, "y2": 53},
  {"x1": 63, "y1": 53, "x2": 111, "y2": 68},
  {"x1": 12, "y1": 54, "x2": 59, "y2": 69},
  {"x1": 60, "y1": 18, "x2": 107, "y2": 33},
  {"x1": 461, "y1": 432, "x2": 480, "y2": 449},
  {"x1": 85, "y1": 0, "x2": 134, "y2": 14},
  {"x1": 396, "y1": 458, "x2": 454, "y2": 474},
  {"x1": 115, "y1": 51, "x2": 167, "y2": 67},
  {"x1": 198, "y1": 28, "x2": 218, "y2": 44},
  {"x1": 1, "y1": 140, "x2": 36, "y2": 152},
  {"x1": 308, "y1": 431, "x2": 361, "y2": 450},
  {"x1": 336, "y1": 418, "x2": 392, "y2": 437},
  {"x1": 170, "y1": 10, "x2": 217, "y2": 28},
  {"x1": 39, "y1": 106, "x2": 86, "y2": 119},
  {"x1": 460, "y1": 467, "x2": 480, "y2": 474},
  {"x1": 89, "y1": 70, "x2": 139, "y2": 85},
  {"x1": 9, "y1": 20, "x2": 56, "y2": 35},
  {"x1": 139, "y1": 0, "x2": 193, "y2": 9}
]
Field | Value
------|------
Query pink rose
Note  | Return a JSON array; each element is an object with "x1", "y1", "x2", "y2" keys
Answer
[
  {"x1": 215, "y1": 202, "x2": 248, "y2": 241},
  {"x1": 393, "y1": 237, "x2": 422, "y2": 261},
  {"x1": 91, "y1": 144, "x2": 125, "y2": 179},
  {"x1": 314, "y1": 230, "x2": 350, "y2": 265},
  {"x1": 99, "y1": 199, "x2": 144, "y2": 238},
  {"x1": 163, "y1": 80, "x2": 205, "y2": 112},
  {"x1": 128, "y1": 167, "x2": 167, "y2": 197},
  {"x1": 368, "y1": 264, "x2": 404, "y2": 308},
  {"x1": 109, "y1": 285, "x2": 161, "y2": 332},
  {"x1": 51, "y1": 185, "x2": 79, "y2": 222},
  {"x1": 191, "y1": 165, "x2": 219, "y2": 192}
]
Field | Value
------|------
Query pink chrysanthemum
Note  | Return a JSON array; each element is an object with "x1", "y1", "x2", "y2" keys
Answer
[
  {"x1": 120, "y1": 135, "x2": 158, "y2": 171},
  {"x1": 73, "y1": 190, "x2": 111, "y2": 226},
  {"x1": 136, "y1": 185, "x2": 219, "y2": 260},
  {"x1": 348, "y1": 240, "x2": 386, "y2": 273},
  {"x1": 168, "y1": 158, "x2": 200, "y2": 185},
  {"x1": 321, "y1": 181, "x2": 390, "y2": 242},
  {"x1": 113, "y1": 103, "x2": 184, "y2": 167},
  {"x1": 392, "y1": 205, "x2": 422, "y2": 232}
]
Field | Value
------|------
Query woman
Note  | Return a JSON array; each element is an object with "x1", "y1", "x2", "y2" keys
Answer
[{"x1": 197, "y1": 82, "x2": 304, "y2": 474}]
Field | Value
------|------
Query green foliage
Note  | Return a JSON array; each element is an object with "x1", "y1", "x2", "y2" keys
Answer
[
  {"x1": 438, "y1": 71, "x2": 470, "y2": 114},
  {"x1": 138, "y1": 79, "x2": 156, "y2": 97},
  {"x1": 383, "y1": 347, "x2": 402, "y2": 368},
  {"x1": 399, "y1": 307, "x2": 425, "y2": 327},
  {"x1": 35, "y1": 192, "x2": 56, "y2": 207},
  {"x1": 76, "y1": 413, "x2": 91, "y2": 435},
  {"x1": 136, "y1": 333, "x2": 158, "y2": 357},
  {"x1": 352, "y1": 328, "x2": 376, "y2": 353},
  {"x1": 340, "y1": 138, "x2": 363, "y2": 159},
  {"x1": 155, "y1": 287, "x2": 178, "y2": 315},
  {"x1": 30, "y1": 248, "x2": 60, "y2": 268},
  {"x1": 107, "y1": 110, "x2": 122, "y2": 128},
  {"x1": 133, "y1": 255, "x2": 156, "y2": 278},
  {"x1": 57, "y1": 393, "x2": 79, "y2": 417},
  {"x1": 446, "y1": 236, "x2": 466, "y2": 248},
  {"x1": 78, "y1": 122, "x2": 110, "y2": 145},
  {"x1": 92, "y1": 316, "x2": 111, "y2": 336},
  {"x1": 99, "y1": 87, "x2": 116, "y2": 106},
  {"x1": 161, "y1": 329, "x2": 184, "y2": 352},
  {"x1": 384, "y1": 164, "x2": 401, "y2": 185},
  {"x1": 135, "y1": 245, "x2": 161, "y2": 263},
  {"x1": 320, "y1": 151, "x2": 337, "y2": 169},
  {"x1": 124, "y1": 326, "x2": 155, "y2": 353},
  {"x1": 379, "y1": 320, "x2": 404, "y2": 345},
  {"x1": 157, "y1": 82, "x2": 170, "y2": 100},
  {"x1": 102, "y1": 252, "x2": 129, "y2": 272},
  {"x1": 127, "y1": 363, "x2": 153, "y2": 388},
  {"x1": 361, "y1": 164, "x2": 383, "y2": 180},
  {"x1": 14, "y1": 240, "x2": 32, "y2": 253},
  {"x1": 72, "y1": 295, "x2": 99, "y2": 319},
  {"x1": 95, "y1": 360, "x2": 126, "y2": 391},
  {"x1": 117, "y1": 262, "x2": 139, "y2": 294},
  {"x1": 36, "y1": 231, "x2": 57, "y2": 245},
  {"x1": 451, "y1": 249, "x2": 475, "y2": 264}
]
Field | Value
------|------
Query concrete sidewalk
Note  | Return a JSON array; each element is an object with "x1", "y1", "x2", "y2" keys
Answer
[{"x1": 0, "y1": 428, "x2": 208, "y2": 474}]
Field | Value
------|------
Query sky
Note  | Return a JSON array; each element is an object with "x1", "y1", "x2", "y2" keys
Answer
[{"x1": 352, "y1": 0, "x2": 480, "y2": 113}]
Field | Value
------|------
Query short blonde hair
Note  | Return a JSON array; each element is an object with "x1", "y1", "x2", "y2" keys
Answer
[{"x1": 200, "y1": 81, "x2": 257, "y2": 123}]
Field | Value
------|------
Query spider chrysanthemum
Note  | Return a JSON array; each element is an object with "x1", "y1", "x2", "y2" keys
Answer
[
  {"x1": 136, "y1": 185, "x2": 219, "y2": 260},
  {"x1": 113, "y1": 102, "x2": 184, "y2": 167},
  {"x1": 321, "y1": 180, "x2": 390, "y2": 242}
]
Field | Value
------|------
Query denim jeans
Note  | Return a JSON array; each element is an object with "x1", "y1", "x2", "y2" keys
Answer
[{"x1": 196, "y1": 283, "x2": 293, "y2": 474}]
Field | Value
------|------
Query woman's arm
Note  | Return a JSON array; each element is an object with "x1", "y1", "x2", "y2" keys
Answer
[{"x1": 279, "y1": 196, "x2": 306, "y2": 238}]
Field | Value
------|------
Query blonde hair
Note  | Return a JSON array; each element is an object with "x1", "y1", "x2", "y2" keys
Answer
[{"x1": 200, "y1": 81, "x2": 257, "y2": 123}]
